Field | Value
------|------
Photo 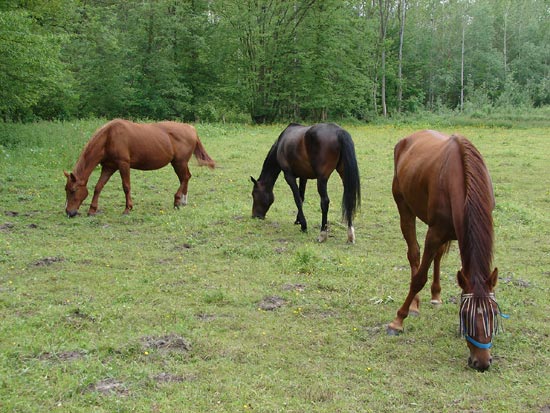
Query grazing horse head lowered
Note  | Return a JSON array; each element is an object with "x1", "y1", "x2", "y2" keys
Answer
[
  {"x1": 64, "y1": 119, "x2": 215, "y2": 217},
  {"x1": 251, "y1": 123, "x2": 361, "y2": 243},
  {"x1": 386, "y1": 130, "x2": 507, "y2": 371}
]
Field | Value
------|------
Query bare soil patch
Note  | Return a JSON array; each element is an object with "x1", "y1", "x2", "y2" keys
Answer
[
  {"x1": 39, "y1": 350, "x2": 87, "y2": 362},
  {"x1": 33, "y1": 256, "x2": 64, "y2": 266},
  {"x1": 141, "y1": 333, "x2": 191, "y2": 352},
  {"x1": 86, "y1": 378, "x2": 129, "y2": 397},
  {"x1": 258, "y1": 296, "x2": 286, "y2": 311}
]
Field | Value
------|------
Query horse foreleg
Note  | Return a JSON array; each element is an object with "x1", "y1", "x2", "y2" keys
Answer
[
  {"x1": 394, "y1": 191, "x2": 421, "y2": 315},
  {"x1": 430, "y1": 245, "x2": 447, "y2": 305},
  {"x1": 388, "y1": 188, "x2": 420, "y2": 333},
  {"x1": 88, "y1": 167, "x2": 115, "y2": 216},
  {"x1": 118, "y1": 164, "x2": 133, "y2": 214},
  {"x1": 317, "y1": 178, "x2": 330, "y2": 242},
  {"x1": 172, "y1": 162, "x2": 191, "y2": 208},
  {"x1": 284, "y1": 173, "x2": 307, "y2": 232},
  {"x1": 388, "y1": 226, "x2": 445, "y2": 335}
]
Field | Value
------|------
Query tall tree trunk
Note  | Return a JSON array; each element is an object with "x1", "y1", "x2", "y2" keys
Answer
[
  {"x1": 397, "y1": 0, "x2": 406, "y2": 113},
  {"x1": 503, "y1": 3, "x2": 509, "y2": 75},
  {"x1": 460, "y1": 20, "x2": 465, "y2": 112},
  {"x1": 377, "y1": 0, "x2": 390, "y2": 117}
]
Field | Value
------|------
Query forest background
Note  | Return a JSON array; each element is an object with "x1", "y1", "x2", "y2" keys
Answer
[{"x1": 1, "y1": 0, "x2": 548, "y2": 125}]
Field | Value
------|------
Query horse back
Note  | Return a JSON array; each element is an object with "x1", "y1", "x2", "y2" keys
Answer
[
  {"x1": 393, "y1": 130, "x2": 466, "y2": 229},
  {"x1": 99, "y1": 120, "x2": 174, "y2": 170},
  {"x1": 277, "y1": 123, "x2": 341, "y2": 179}
]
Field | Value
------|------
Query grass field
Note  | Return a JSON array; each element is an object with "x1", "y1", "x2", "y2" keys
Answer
[{"x1": 1, "y1": 120, "x2": 549, "y2": 412}]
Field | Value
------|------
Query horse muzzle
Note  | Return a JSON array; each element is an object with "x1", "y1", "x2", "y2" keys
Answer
[
  {"x1": 66, "y1": 210, "x2": 79, "y2": 218},
  {"x1": 468, "y1": 355, "x2": 492, "y2": 372}
]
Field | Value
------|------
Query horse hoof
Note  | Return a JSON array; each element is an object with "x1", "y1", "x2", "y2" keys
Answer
[
  {"x1": 408, "y1": 310, "x2": 420, "y2": 317},
  {"x1": 430, "y1": 299, "x2": 443, "y2": 306},
  {"x1": 387, "y1": 326, "x2": 403, "y2": 336}
]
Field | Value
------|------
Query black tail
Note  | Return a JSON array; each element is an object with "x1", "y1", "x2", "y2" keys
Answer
[{"x1": 338, "y1": 129, "x2": 361, "y2": 226}]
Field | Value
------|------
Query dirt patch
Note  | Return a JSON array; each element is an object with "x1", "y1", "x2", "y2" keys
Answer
[
  {"x1": 153, "y1": 372, "x2": 197, "y2": 383},
  {"x1": 33, "y1": 256, "x2": 64, "y2": 266},
  {"x1": 196, "y1": 313, "x2": 217, "y2": 321},
  {"x1": 282, "y1": 283, "x2": 306, "y2": 292},
  {"x1": 39, "y1": 350, "x2": 87, "y2": 362},
  {"x1": 501, "y1": 276, "x2": 531, "y2": 288},
  {"x1": 364, "y1": 324, "x2": 386, "y2": 336},
  {"x1": 66, "y1": 308, "x2": 96, "y2": 322},
  {"x1": 141, "y1": 333, "x2": 191, "y2": 352},
  {"x1": 4, "y1": 211, "x2": 18, "y2": 217},
  {"x1": 86, "y1": 378, "x2": 128, "y2": 397},
  {"x1": 258, "y1": 296, "x2": 286, "y2": 311},
  {"x1": 0, "y1": 222, "x2": 14, "y2": 230}
]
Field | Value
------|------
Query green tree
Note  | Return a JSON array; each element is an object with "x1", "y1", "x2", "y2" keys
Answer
[{"x1": 0, "y1": 10, "x2": 69, "y2": 120}]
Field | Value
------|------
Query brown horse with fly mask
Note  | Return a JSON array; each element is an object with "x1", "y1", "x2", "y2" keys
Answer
[
  {"x1": 387, "y1": 130, "x2": 507, "y2": 371},
  {"x1": 64, "y1": 119, "x2": 215, "y2": 217}
]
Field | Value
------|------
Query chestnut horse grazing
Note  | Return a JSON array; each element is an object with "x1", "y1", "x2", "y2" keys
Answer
[
  {"x1": 251, "y1": 123, "x2": 360, "y2": 243},
  {"x1": 387, "y1": 130, "x2": 506, "y2": 371},
  {"x1": 64, "y1": 119, "x2": 215, "y2": 217}
]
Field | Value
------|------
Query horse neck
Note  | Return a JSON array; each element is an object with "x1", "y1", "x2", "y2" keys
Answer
[
  {"x1": 73, "y1": 132, "x2": 106, "y2": 183},
  {"x1": 258, "y1": 143, "x2": 281, "y2": 188},
  {"x1": 457, "y1": 137, "x2": 494, "y2": 296}
]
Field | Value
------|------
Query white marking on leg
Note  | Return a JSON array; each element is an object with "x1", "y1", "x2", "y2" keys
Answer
[
  {"x1": 181, "y1": 194, "x2": 188, "y2": 206},
  {"x1": 347, "y1": 226, "x2": 355, "y2": 243}
]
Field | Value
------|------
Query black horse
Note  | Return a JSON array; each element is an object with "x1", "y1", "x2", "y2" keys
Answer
[{"x1": 251, "y1": 123, "x2": 361, "y2": 243}]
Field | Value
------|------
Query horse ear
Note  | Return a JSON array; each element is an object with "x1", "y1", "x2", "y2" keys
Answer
[
  {"x1": 457, "y1": 269, "x2": 468, "y2": 290},
  {"x1": 250, "y1": 176, "x2": 258, "y2": 185},
  {"x1": 69, "y1": 172, "x2": 78, "y2": 183},
  {"x1": 488, "y1": 267, "x2": 498, "y2": 289},
  {"x1": 64, "y1": 170, "x2": 70, "y2": 179}
]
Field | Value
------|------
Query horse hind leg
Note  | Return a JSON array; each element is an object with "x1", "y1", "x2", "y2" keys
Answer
[
  {"x1": 295, "y1": 178, "x2": 307, "y2": 225},
  {"x1": 347, "y1": 226, "x2": 355, "y2": 244},
  {"x1": 172, "y1": 162, "x2": 191, "y2": 208},
  {"x1": 118, "y1": 163, "x2": 133, "y2": 214},
  {"x1": 317, "y1": 178, "x2": 330, "y2": 242}
]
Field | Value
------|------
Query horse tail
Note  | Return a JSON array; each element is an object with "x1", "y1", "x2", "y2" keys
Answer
[
  {"x1": 337, "y1": 129, "x2": 361, "y2": 226},
  {"x1": 194, "y1": 136, "x2": 216, "y2": 169},
  {"x1": 456, "y1": 135, "x2": 494, "y2": 296}
]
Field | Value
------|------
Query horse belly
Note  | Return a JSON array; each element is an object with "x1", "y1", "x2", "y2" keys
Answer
[
  {"x1": 129, "y1": 139, "x2": 174, "y2": 170},
  {"x1": 278, "y1": 146, "x2": 316, "y2": 178},
  {"x1": 395, "y1": 155, "x2": 436, "y2": 224},
  {"x1": 289, "y1": 162, "x2": 316, "y2": 179}
]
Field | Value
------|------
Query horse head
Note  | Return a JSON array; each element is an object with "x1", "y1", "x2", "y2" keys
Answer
[
  {"x1": 250, "y1": 176, "x2": 274, "y2": 219},
  {"x1": 64, "y1": 171, "x2": 88, "y2": 217},
  {"x1": 457, "y1": 268, "x2": 500, "y2": 372}
]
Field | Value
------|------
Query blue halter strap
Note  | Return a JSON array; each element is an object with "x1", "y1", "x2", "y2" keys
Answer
[{"x1": 465, "y1": 334, "x2": 493, "y2": 349}]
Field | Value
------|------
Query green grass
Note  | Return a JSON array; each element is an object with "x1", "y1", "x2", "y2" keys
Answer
[{"x1": 1, "y1": 120, "x2": 549, "y2": 412}]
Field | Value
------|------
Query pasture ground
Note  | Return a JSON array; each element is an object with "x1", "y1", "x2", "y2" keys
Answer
[{"x1": 1, "y1": 120, "x2": 549, "y2": 412}]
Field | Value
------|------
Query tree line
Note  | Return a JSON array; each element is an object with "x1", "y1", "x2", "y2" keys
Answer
[{"x1": 1, "y1": 0, "x2": 548, "y2": 123}]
